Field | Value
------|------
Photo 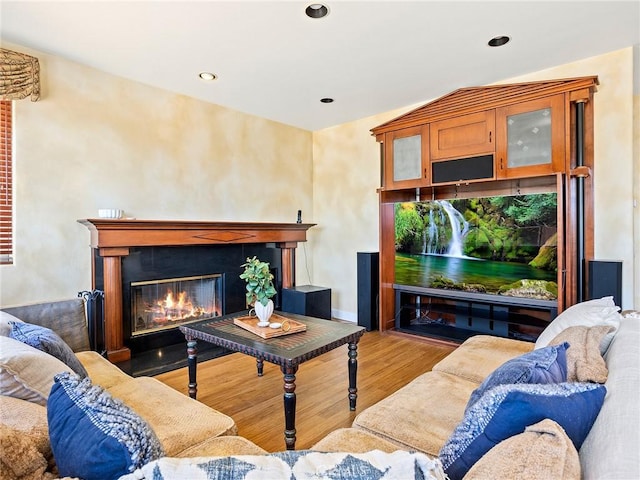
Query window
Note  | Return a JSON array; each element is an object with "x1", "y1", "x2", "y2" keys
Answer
[{"x1": 0, "y1": 100, "x2": 12, "y2": 265}]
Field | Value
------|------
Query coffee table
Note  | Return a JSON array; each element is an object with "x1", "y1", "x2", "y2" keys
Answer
[{"x1": 179, "y1": 311, "x2": 366, "y2": 450}]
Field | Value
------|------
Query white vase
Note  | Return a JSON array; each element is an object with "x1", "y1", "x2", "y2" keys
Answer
[{"x1": 254, "y1": 299, "x2": 274, "y2": 326}]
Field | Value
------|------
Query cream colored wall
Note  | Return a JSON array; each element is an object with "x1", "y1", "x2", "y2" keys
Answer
[
  {"x1": 309, "y1": 108, "x2": 411, "y2": 321},
  {"x1": 307, "y1": 120, "x2": 371, "y2": 320},
  {"x1": 1, "y1": 43, "x2": 636, "y2": 314},
  {"x1": 634, "y1": 91, "x2": 640, "y2": 310},
  {"x1": 633, "y1": 43, "x2": 640, "y2": 310},
  {"x1": 0, "y1": 42, "x2": 313, "y2": 307},
  {"x1": 312, "y1": 47, "x2": 637, "y2": 319}
]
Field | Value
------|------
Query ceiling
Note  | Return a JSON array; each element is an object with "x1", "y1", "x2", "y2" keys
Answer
[{"x1": 1, "y1": 1, "x2": 639, "y2": 131}]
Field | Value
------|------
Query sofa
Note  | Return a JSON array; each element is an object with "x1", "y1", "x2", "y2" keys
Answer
[
  {"x1": 312, "y1": 297, "x2": 640, "y2": 480},
  {"x1": 0, "y1": 299, "x2": 268, "y2": 480},
  {"x1": 1, "y1": 296, "x2": 638, "y2": 479}
]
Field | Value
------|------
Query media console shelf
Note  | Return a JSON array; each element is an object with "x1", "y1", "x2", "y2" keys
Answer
[{"x1": 394, "y1": 284, "x2": 557, "y2": 344}]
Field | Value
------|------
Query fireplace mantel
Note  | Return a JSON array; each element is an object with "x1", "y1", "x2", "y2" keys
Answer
[
  {"x1": 79, "y1": 219, "x2": 316, "y2": 362},
  {"x1": 78, "y1": 219, "x2": 316, "y2": 247}
]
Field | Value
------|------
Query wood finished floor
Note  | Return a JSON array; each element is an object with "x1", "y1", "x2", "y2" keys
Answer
[{"x1": 154, "y1": 330, "x2": 456, "y2": 452}]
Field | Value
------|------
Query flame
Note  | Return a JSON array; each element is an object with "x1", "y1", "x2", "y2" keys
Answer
[
  {"x1": 149, "y1": 289, "x2": 208, "y2": 323},
  {"x1": 133, "y1": 278, "x2": 221, "y2": 336}
]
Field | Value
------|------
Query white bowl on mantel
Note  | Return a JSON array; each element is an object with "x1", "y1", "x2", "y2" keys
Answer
[{"x1": 98, "y1": 209, "x2": 124, "y2": 219}]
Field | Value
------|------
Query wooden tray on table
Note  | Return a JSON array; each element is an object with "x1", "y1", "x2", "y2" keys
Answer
[{"x1": 233, "y1": 313, "x2": 307, "y2": 339}]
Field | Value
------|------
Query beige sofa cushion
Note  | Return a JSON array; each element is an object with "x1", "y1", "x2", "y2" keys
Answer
[
  {"x1": 311, "y1": 427, "x2": 404, "y2": 454},
  {"x1": 107, "y1": 377, "x2": 237, "y2": 457},
  {"x1": 433, "y1": 335, "x2": 533, "y2": 384},
  {"x1": 76, "y1": 351, "x2": 132, "y2": 389},
  {"x1": 463, "y1": 419, "x2": 580, "y2": 480},
  {"x1": 176, "y1": 436, "x2": 267, "y2": 457},
  {"x1": 353, "y1": 371, "x2": 477, "y2": 457}
]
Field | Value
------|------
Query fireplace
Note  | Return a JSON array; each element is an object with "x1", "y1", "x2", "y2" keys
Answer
[
  {"x1": 79, "y1": 220, "x2": 315, "y2": 362},
  {"x1": 130, "y1": 274, "x2": 222, "y2": 336}
]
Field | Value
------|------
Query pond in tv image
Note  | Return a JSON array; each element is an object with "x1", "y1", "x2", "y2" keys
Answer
[
  {"x1": 394, "y1": 194, "x2": 558, "y2": 299},
  {"x1": 395, "y1": 252, "x2": 557, "y2": 297}
]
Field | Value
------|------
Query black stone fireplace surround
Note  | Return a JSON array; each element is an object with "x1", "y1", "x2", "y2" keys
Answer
[{"x1": 93, "y1": 243, "x2": 282, "y2": 355}]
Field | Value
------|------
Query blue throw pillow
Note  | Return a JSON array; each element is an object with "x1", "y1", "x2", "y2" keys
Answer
[
  {"x1": 48, "y1": 372, "x2": 164, "y2": 480},
  {"x1": 9, "y1": 321, "x2": 88, "y2": 378},
  {"x1": 439, "y1": 382, "x2": 606, "y2": 480},
  {"x1": 465, "y1": 342, "x2": 569, "y2": 411}
]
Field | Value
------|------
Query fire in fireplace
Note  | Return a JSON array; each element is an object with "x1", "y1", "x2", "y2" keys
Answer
[{"x1": 130, "y1": 274, "x2": 222, "y2": 336}]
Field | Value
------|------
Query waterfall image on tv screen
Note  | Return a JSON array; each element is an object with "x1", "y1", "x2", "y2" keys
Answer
[{"x1": 394, "y1": 193, "x2": 558, "y2": 300}]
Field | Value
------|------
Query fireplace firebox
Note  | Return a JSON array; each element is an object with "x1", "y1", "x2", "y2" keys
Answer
[{"x1": 130, "y1": 274, "x2": 222, "y2": 336}]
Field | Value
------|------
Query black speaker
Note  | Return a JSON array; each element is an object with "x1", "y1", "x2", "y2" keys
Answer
[
  {"x1": 431, "y1": 155, "x2": 494, "y2": 184},
  {"x1": 588, "y1": 260, "x2": 622, "y2": 307},
  {"x1": 357, "y1": 252, "x2": 379, "y2": 331},
  {"x1": 281, "y1": 285, "x2": 331, "y2": 320}
]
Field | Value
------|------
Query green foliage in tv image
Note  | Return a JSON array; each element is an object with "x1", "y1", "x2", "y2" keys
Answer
[{"x1": 394, "y1": 194, "x2": 558, "y2": 299}]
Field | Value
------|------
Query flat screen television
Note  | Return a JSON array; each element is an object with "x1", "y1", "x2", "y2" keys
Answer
[{"x1": 394, "y1": 192, "x2": 558, "y2": 301}]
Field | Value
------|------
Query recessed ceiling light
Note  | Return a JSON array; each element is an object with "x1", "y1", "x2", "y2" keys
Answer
[
  {"x1": 488, "y1": 36, "x2": 510, "y2": 47},
  {"x1": 306, "y1": 4, "x2": 329, "y2": 19},
  {"x1": 320, "y1": 98, "x2": 334, "y2": 103},
  {"x1": 198, "y1": 72, "x2": 217, "y2": 81}
]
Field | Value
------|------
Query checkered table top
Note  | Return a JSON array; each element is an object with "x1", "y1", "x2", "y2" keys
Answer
[{"x1": 180, "y1": 311, "x2": 365, "y2": 366}]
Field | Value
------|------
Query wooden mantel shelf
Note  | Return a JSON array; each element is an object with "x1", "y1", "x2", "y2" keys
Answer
[
  {"x1": 78, "y1": 219, "x2": 316, "y2": 249},
  {"x1": 78, "y1": 219, "x2": 316, "y2": 362}
]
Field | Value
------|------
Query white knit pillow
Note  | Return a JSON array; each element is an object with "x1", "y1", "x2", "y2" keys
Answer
[{"x1": 535, "y1": 297, "x2": 621, "y2": 354}]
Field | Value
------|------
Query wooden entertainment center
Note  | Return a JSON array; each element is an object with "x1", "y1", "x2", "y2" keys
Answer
[{"x1": 372, "y1": 77, "x2": 598, "y2": 343}]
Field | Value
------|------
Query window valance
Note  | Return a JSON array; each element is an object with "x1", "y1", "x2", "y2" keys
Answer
[{"x1": 0, "y1": 48, "x2": 40, "y2": 102}]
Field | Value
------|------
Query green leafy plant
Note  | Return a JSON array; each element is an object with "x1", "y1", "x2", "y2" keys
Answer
[{"x1": 239, "y1": 256, "x2": 277, "y2": 307}]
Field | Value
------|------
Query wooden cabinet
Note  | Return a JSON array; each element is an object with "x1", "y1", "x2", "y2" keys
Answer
[
  {"x1": 376, "y1": 94, "x2": 570, "y2": 190},
  {"x1": 430, "y1": 110, "x2": 495, "y2": 160},
  {"x1": 383, "y1": 125, "x2": 429, "y2": 189},
  {"x1": 371, "y1": 77, "x2": 598, "y2": 339},
  {"x1": 496, "y1": 95, "x2": 565, "y2": 179}
]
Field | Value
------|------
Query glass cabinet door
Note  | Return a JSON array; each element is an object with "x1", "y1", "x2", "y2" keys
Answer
[
  {"x1": 506, "y1": 107, "x2": 552, "y2": 168},
  {"x1": 384, "y1": 125, "x2": 429, "y2": 189},
  {"x1": 393, "y1": 134, "x2": 422, "y2": 181},
  {"x1": 497, "y1": 95, "x2": 564, "y2": 179}
]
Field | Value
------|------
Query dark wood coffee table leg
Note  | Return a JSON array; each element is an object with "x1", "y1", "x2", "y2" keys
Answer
[
  {"x1": 186, "y1": 337, "x2": 198, "y2": 399},
  {"x1": 281, "y1": 363, "x2": 298, "y2": 450},
  {"x1": 348, "y1": 341, "x2": 359, "y2": 410},
  {"x1": 256, "y1": 356, "x2": 264, "y2": 376}
]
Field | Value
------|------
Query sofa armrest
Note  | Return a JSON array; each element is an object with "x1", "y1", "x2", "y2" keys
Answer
[
  {"x1": 2, "y1": 299, "x2": 90, "y2": 352},
  {"x1": 579, "y1": 316, "x2": 640, "y2": 479}
]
